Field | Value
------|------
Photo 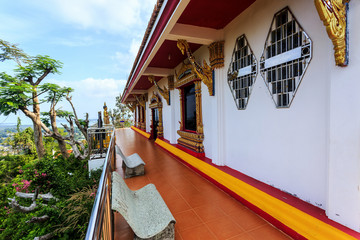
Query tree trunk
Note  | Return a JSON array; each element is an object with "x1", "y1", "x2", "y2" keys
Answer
[
  {"x1": 50, "y1": 109, "x2": 69, "y2": 159},
  {"x1": 32, "y1": 87, "x2": 45, "y2": 159},
  {"x1": 33, "y1": 118, "x2": 45, "y2": 159}
]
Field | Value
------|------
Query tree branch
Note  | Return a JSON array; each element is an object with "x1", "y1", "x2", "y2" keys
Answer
[
  {"x1": 26, "y1": 215, "x2": 50, "y2": 224},
  {"x1": 34, "y1": 233, "x2": 53, "y2": 240},
  {"x1": 35, "y1": 69, "x2": 52, "y2": 86},
  {"x1": 66, "y1": 94, "x2": 88, "y2": 140},
  {"x1": 8, "y1": 188, "x2": 39, "y2": 213},
  {"x1": 15, "y1": 192, "x2": 58, "y2": 201}
]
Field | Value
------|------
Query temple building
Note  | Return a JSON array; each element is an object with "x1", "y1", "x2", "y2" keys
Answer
[{"x1": 120, "y1": 0, "x2": 360, "y2": 238}]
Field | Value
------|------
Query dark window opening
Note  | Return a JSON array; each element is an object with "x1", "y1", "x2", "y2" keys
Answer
[{"x1": 184, "y1": 84, "x2": 197, "y2": 131}]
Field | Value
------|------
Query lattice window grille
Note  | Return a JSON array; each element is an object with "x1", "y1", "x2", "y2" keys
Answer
[
  {"x1": 227, "y1": 35, "x2": 257, "y2": 110},
  {"x1": 260, "y1": 7, "x2": 312, "y2": 108}
]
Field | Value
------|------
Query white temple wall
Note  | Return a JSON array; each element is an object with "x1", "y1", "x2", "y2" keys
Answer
[
  {"x1": 326, "y1": 0, "x2": 360, "y2": 230},
  {"x1": 219, "y1": 0, "x2": 329, "y2": 210},
  {"x1": 140, "y1": 0, "x2": 360, "y2": 230}
]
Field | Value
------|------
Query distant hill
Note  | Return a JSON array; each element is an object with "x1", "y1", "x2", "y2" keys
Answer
[{"x1": 0, "y1": 119, "x2": 98, "y2": 129}]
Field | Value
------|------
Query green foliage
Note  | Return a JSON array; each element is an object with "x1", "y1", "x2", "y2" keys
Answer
[
  {"x1": 15, "y1": 55, "x2": 63, "y2": 80},
  {"x1": 55, "y1": 185, "x2": 97, "y2": 239},
  {"x1": 0, "y1": 39, "x2": 30, "y2": 65},
  {"x1": 0, "y1": 153, "x2": 102, "y2": 239},
  {"x1": 0, "y1": 155, "x2": 34, "y2": 183},
  {"x1": 112, "y1": 95, "x2": 133, "y2": 127},
  {"x1": 0, "y1": 72, "x2": 34, "y2": 115},
  {"x1": 3, "y1": 126, "x2": 37, "y2": 155}
]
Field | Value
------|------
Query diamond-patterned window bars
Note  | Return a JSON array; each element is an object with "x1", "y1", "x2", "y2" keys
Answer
[
  {"x1": 260, "y1": 7, "x2": 312, "y2": 108},
  {"x1": 227, "y1": 35, "x2": 257, "y2": 110}
]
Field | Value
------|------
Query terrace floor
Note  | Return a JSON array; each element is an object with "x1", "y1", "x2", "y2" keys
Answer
[{"x1": 114, "y1": 128, "x2": 293, "y2": 240}]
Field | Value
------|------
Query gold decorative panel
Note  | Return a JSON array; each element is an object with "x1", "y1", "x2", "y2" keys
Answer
[
  {"x1": 209, "y1": 41, "x2": 225, "y2": 69},
  {"x1": 315, "y1": 0, "x2": 350, "y2": 66},
  {"x1": 177, "y1": 130, "x2": 204, "y2": 153}
]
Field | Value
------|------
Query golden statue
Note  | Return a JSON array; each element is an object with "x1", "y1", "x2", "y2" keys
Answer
[{"x1": 103, "y1": 102, "x2": 110, "y2": 125}]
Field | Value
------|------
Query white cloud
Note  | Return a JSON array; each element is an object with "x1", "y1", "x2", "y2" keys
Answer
[
  {"x1": 52, "y1": 36, "x2": 97, "y2": 47},
  {"x1": 39, "y1": 0, "x2": 156, "y2": 34},
  {"x1": 76, "y1": 78, "x2": 126, "y2": 98},
  {"x1": 112, "y1": 38, "x2": 142, "y2": 74},
  {"x1": 46, "y1": 78, "x2": 126, "y2": 120}
]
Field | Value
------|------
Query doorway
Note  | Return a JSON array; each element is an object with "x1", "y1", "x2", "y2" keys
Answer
[{"x1": 152, "y1": 108, "x2": 159, "y2": 139}]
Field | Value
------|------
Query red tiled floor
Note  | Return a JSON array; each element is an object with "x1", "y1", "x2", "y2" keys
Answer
[
  {"x1": 114, "y1": 128, "x2": 293, "y2": 240},
  {"x1": 206, "y1": 215, "x2": 245, "y2": 239}
]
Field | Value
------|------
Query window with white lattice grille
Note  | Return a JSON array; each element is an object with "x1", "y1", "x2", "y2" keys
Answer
[
  {"x1": 260, "y1": 7, "x2": 312, "y2": 108},
  {"x1": 227, "y1": 35, "x2": 257, "y2": 110}
]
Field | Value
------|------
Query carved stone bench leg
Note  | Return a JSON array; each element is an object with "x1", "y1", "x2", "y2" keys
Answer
[
  {"x1": 133, "y1": 222, "x2": 175, "y2": 240},
  {"x1": 124, "y1": 165, "x2": 145, "y2": 178}
]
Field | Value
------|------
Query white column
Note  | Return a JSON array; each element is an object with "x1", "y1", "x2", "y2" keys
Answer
[
  {"x1": 169, "y1": 90, "x2": 177, "y2": 144},
  {"x1": 211, "y1": 67, "x2": 226, "y2": 166}
]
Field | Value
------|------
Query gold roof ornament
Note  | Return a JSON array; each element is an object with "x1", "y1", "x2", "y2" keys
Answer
[
  {"x1": 315, "y1": 0, "x2": 350, "y2": 66},
  {"x1": 177, "y1": 39, "x2": 214, "y2": 96},
  {"x1": 148, "y1": 75, "x2": 170, "y2": 105}
]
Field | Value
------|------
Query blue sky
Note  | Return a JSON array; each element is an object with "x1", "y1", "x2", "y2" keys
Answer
[{"x1": 0, "y1": 0, "x2": 156, "y2": 124}]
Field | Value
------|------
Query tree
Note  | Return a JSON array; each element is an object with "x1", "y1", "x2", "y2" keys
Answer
[
  {"x1": 0, "y1": 54, "x2": 62, "y2": 159},
  {"x1": 0, "y1": 39, "x2": 31, "y2": 66},
  {"x1": 41, "y1": 88, "x2": 90, "y2": 160},
  {"x1": 112, "y1": 95, "x2": 133, "y2": 127},
  {"x1": 3, "y1": 117, "x2": 36, "y2": 155},
  {"x1": 42, "y1": 84, "x2": 73, "y2": 159}
]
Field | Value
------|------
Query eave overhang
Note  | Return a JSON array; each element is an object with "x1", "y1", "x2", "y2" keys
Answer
[{"x1": 121, "y1": 0, "x2": 256, "y2": 103}]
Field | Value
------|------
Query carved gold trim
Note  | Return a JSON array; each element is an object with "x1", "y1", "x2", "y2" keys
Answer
[
  {"x1": 177, "y1": 130, "x2": 204, "y2": 153},
  {"x1": 209, "y1": 41, "x2": 225, "y2": 69},
  {"x1": 135, "y1": 95, "x2": 146, "y2": 108},
  {"x1": 177, "y1": 81, "x2": 204, "y2": 153},
  {"x1": 177, "y1": 39, "x2": 214, "y2": 96},
  {"x1": 179, "y1": 88, "x2": 184, "y2": 131},
  {"x1": 194, "y1": 81, "x2": 203, "y2": 134},
  {"x1": 315, "y1": 0, "x2": 350, "y2": 66},
  {"x1": 168, "y1": 75, "x2": 174, "y2": 90},
  {"x1": 175, "y1": 63, "x2": 199, "y2": 88},
  {"x1": 149, "y1": 92, "x2": 162, "y2": 109},
  {"x1": 149, "y1": 93, "x2": 163, "y2": 138},
  {"x1": 135, "y1": 95, "x2": 146, "y2": 131},
  {"x1": 148, "y1": 75, "x2": 170, "y2": 105},
  {"x1": 158, "y1": 106, "x2": 163, "y2": 138},
  {"x1": 126, "y1": 102, "x2": 136, "y2": 112}
]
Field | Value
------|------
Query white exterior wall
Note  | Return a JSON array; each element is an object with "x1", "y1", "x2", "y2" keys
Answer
[
  {"x1": 220, "y1": 0, "x2": 328, "y2": 210},
  {"x1": 327, "y1": 1, "x2": 360, "y2": 230},
  {"x1": 142, "y1": 0, "x2": 360, "y2": 230}
]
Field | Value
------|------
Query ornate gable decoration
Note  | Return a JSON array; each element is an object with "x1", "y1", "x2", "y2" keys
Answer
[
  {"x1": 315, "y1": 0, "x2": 350, "y2": 66},
  {"x1": 260, "y1": 7, "x2": 312, "y2": 108},
  {"x1": 148, "y1": 76, "x2": 170, "y2": 105},
  {"x1": 149, "y1": 92, "x2": 162, "y2": 109},
  {"x1": 175, "y1": 63, "x2": 199, "y2": 88},
  {"x1": 227, "y1": 35, "x2": 257, "y2": 110}
]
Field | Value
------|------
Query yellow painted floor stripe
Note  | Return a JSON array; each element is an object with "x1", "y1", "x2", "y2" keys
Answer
[
  {"x1": 155, "y1": 138, "x2": 357, "y2": 240},
  {"x1": 131, "y1": 126, "x2": 150, "y2": 138}
]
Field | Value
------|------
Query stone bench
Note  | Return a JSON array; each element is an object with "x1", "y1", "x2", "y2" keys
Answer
[
  {"x1": 112, "y1": 171, "x2": 176, "y2": 240},
  {"x1": 115, "y1": 145, "x2": 145, "y2": 178}
]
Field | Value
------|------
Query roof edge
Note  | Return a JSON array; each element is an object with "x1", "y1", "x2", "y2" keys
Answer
[{"x1": 121, "y1": 0, "x2": 165, "y2": 103}]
